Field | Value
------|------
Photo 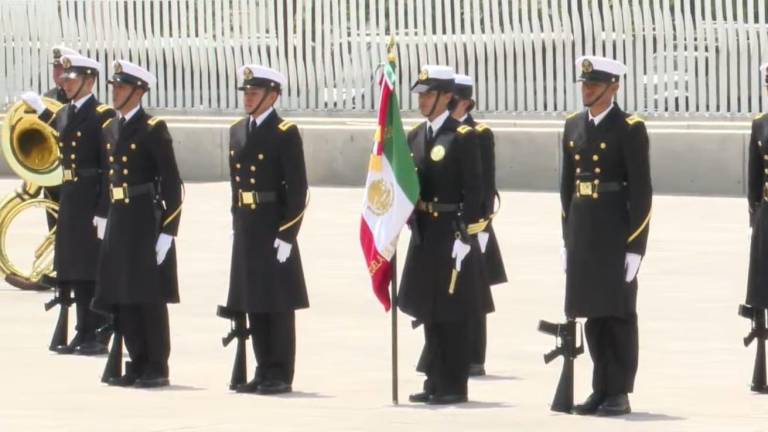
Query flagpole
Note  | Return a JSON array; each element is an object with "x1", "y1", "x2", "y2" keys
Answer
[
  {"x1": 390, "y1": 252, "x2": 399, "y2": 405},
  {"x1": 387, "y1": 35, "x2": 399, "y2": 406}
]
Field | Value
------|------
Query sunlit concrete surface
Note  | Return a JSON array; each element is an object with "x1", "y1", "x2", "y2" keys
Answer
[{"x1": 0, "y1": 179, "x2": 764, "y2": 431}]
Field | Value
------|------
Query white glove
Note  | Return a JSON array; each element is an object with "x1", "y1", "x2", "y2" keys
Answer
[
  {"x1": 560, "y1": 246, "x2": 567, "y2": 273},
  {"x1": 274, "y1": 238, "x2": 293, "y2": 263},
  {"x1": 155, "y1": 233, "x2": 174, "y2": 265},
  {"x1": 92, "y1": 216, "x2": 106, "y2": 240},
  {"x1": 21, "y1": 91, "x2": 45, "y2": 114},
  {"x1": 478, "y1": 232, "x2": 490, "y2": 254},
  {"x1": 624, "y1": 253, "x2": 642, "y2": 282},
  {"x1": 451, "y1": 238, "x2": 471, "y2": 272}
]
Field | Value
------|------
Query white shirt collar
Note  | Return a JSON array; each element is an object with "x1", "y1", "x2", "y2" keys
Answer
[
  {"x1": 71, "y1": 93, "x2": 93, "y2": 111},
  {"x1": 428, "y1": 110, "x2": 450, "y2": 135},
  {"x1": 588, "y1": 105, "x2": 613, "y2": 126},
  {"x1": 251, "y1": 107, "x2": 274, "y2": 127},
  {"x1": 458, "y1": 114, "x2": 468, "y2": 123},
  {"x1": 120, "y1": 104, "x2": 142, "y2": 122}
]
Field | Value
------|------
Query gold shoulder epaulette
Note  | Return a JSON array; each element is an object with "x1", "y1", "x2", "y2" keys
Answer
[
  {"x1": 96, "y1": 104, "x2": 112, "y2": 113},
  {"x1": 457, "y1": 125, "x2": 472, "y2": 134},
  {"x1": 475, "y1": 123, "x2": 489, "y2": 132},
  {"x1": 102, "y1": 118, "x2": 113, "y2": 129},
  {"x1": 147, "y1": 117, "x2": 163, "y2": 128},
  {"x1": 625, "y1": 115, "x2": 645, "y2": 126},
  {"x1": 755, "y1": 113, "x2": 766, "y2": 120},
  {"x1": 565, "y1": 111, "x2": 580, "y2": 120},
  {"x1": 278, "y1": 120, "x2": 296, "y2": 132},
  {"x1": 231, "y1": 118, "x2": 244, "y2": 127}
]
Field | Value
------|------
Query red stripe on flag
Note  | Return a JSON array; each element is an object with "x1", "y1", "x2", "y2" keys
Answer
[
  {"x1": 360, "y1": 217, "x2": 392, "y2": 311},
  {"x1": 373, "y1": 73, "x2": 393, "y2": 155}
]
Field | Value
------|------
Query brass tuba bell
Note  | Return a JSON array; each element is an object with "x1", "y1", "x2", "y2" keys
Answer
[{"x1": 0, "y1": 97, "x2": 63, "y2": 290}]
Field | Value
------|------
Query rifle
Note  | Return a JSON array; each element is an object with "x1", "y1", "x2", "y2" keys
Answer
[
  {"x1": 739, "y1": 304, "x2": 768, "y2": 392},
  {"x1": 43, "y1": 286, "x2": 74, "y2": 351},
  {"x1": 538, "y1": 318, "x2": 584, "y2": 413},
  {"x1": 98, "y1": 315, "x2": 122, "y2": 383},
  {"x1": 217, "y1": 305, "x2": 249, "y2": 390}
]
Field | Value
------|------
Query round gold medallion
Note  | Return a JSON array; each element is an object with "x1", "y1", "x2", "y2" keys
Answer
[{"x1": 430, "y1": 145, "x2": 446, "y2": 161}]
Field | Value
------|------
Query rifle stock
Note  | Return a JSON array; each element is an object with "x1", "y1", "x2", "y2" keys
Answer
[
  {"x1": 46, "y1": 287, "x2": 73, "y2": 351},
  {"x1": 100, "y1": 323, "x2": 123, "y2": 383}
]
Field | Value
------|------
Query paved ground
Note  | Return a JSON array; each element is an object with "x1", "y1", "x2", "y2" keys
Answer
[{"x1": 0, "y1": 180, "x2": 766, "y2": 431}]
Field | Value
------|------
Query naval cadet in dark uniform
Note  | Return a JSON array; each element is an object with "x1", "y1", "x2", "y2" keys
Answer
[
  {"x1": 43, "y1": 46, "x2": 78, "y2": 103},
  {"x1": 21, "y1": 54, "x2": 115, "y2": 355},
  {"x1": 225, "y1": 64, "x2": 309, "y2": 395},
  {"x1": 400, "y1": 65, "x2": 493, "y2": 405},
  {"x1": 40, "y1": 46, "x2": 78, "y2": 238},
  {"x1": 451, "y1": 73, "x2": 507, "y2": 377},
  {"x1": 561, "y1": 56, "x2": 652, "y2": 416},
  {"x1": 744, "y1": 63, "x2": 768, "y2": 391},
  {"x1": 94, "y1": 60, "x2": 183, "y2": 388}
]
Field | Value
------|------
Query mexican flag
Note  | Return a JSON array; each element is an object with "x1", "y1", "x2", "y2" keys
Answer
[{"x1": 360, "y1": 63, "x2": 420, "y2": 311}]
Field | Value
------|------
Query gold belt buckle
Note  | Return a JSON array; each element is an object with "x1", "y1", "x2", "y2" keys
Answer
[
  {"x1": 577, "y1": 181, "x2": 594, "y2": 197},
  {"x1": 239, "y1": 191, "x2": 257, "y2": 207},
  {"x1": 110, "y1": 185, "x2": 127, "y2": 202},
  {"x1": 62, "y1": 169, "x2": 73, "y2": 182}
]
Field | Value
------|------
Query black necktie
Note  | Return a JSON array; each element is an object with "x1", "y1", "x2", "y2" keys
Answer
[
  {"x1": 66, "y1": 103, "x2": 76, "y2": 118},
  {"x1": 426, "y1": 125, "x2": 433, "y2": 142},
  {"x1": 119, "y1": 117, "x2": 126, "y2": 129},
  {"x1": 249, "y1": 119, "x2": 256, "y2": 133}
]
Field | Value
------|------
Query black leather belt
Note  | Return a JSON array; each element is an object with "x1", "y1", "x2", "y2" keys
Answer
[
  {"x1": 574, "y1": 180, "x2": 625, "y2": 198},
  {"x1": 237, "y1": 190, "x2": 278, "y2": 208},
  {"x1": 110, "y1": 183, "x2": 155, "y2": 203},
  {"x1": 62, "y1": 167, "x2": 100, "y2": 182},
  {"x1": 416, "y1": 200, "x2": 462, "y2": 213}
]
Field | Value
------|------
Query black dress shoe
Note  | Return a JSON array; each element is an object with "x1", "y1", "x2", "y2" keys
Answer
[
  {"x1": 52, "y1": 333, "x2": 84, "y2": 355},
  {"x1": 572, "y1": 392, "x2": 605, "y2": 415},
  {"x1": 257, "y1": 380, "x2": 292, "y2": 395},
  {"x1": 74, "y1": 341, "x2": 108, "y2": 356},
  {"x1": 468, "y1": 363, "x2": 486, "y2": 377},
  {"x1": 134, "y1": 374, "x2": 170, "y2": 389},
  {"x1": 752, "y1": 383, "x2": 768, "y2": 393},
  {"x1": 235, "y1": 377, "x2": 262, "y2": 393},
  {"x1": 426, "y1": 394, "x2": 468, "y2": 405},
  {"x1": 408, "y1": 391, "x2": 432, "y2": 403},
  {"x1": 596, "y1": 394, "x2": 631, "y2": 416},
  {"x1": 107, "y1": 373, "x2": 139, "y2": 387}
]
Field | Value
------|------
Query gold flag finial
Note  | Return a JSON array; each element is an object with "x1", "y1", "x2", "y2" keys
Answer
[{"x1": 386, "y1": 36, "x2": 396, "y2": 65}]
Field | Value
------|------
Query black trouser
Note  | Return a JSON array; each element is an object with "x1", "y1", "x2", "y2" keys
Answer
[
  {"x1": 117, "y1": 304, "x2": 170, "y2": 378},
  {"x1": 585, "y1": 315, "x2": 639, "y2": 395},
  {"x1": 468, "y1": 314, "x2": 487, "y2": 365},
  {"x1": 61, "y1": 280, "x2": 107, "y2": 341},
  {"x1": 418, "y1": 316, "x2": 485, "y2": 372},
  {"x1": 247, "y1": 311, "x2": 296, "y2": 384},
  {"x1": 421, "y1": 320, "x2": 470, "y2": 396}
]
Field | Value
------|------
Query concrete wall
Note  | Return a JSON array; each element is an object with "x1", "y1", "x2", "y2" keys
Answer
[{"x1": 0, "y1": 114, "x2": 753, "y2": 197}]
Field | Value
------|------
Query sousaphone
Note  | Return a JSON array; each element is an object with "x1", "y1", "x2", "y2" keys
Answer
[{"x1": 0, "y1": 97, "x2": 63, "y2": 290}]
